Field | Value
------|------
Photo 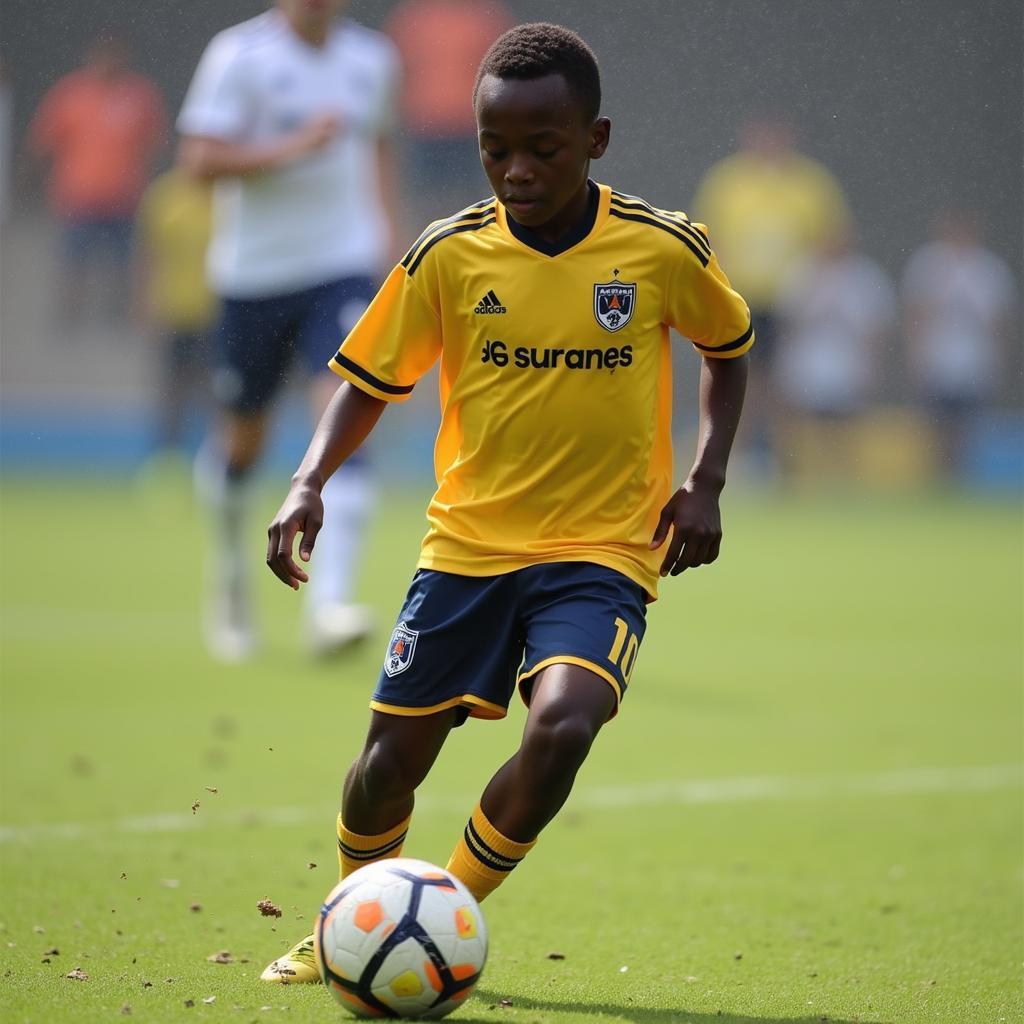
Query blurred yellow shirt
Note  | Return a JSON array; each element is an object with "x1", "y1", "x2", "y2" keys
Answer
[
  {"x1": 692, "y1": 153, "x2": 850, "y2": 310},
  {"x1": 138, "y1": 169, "x2": 214, "y2": 331},
  {"x1": 329, "y1": 184, "x2": 752, "y2": 600}
]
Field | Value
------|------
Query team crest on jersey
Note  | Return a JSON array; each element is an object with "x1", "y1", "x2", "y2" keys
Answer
[
  {"x1": 384, "y1": 622, "x2": 418, "y2": 678},
  {"x1": 594, "y1": 279, "x2": 636, "y2": 332}
]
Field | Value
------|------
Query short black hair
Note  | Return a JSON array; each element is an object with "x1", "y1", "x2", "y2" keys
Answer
[{"x1": 474, "y1": 23, "x2": 601, "y2": 123}]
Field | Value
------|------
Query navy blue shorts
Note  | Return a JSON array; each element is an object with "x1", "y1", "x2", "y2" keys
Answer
[
  {"x1": 212, "y1": 275, "x2": 376, "y2": 414},
  {"x1": 373, "y1": 563, "x2": 648, "y2": 725}
]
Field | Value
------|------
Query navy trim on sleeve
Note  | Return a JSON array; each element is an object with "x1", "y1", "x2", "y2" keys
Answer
[
  {"x1": 609, "y1": 192, "x2": 712, "y2": 259},
  {"x1": 691, "y1": 321, "x2": 754, "y2": 353},
  {"x1": 332, "y1": 351, "x2": 415, "y2": 395},
  {"x1": 608, "y1": 208, "x2": 710, "y2": 267},
  {"x1": 401, "y1": 201, "x2": 497, "y2": 271},
  {"x1": 405, "y1": 217, "x2": 496, "y2": 276}
]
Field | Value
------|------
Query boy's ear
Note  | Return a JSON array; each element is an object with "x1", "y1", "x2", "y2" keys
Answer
[{"x1": 589, "y1": 117, "x2": 611, "y2": 159}]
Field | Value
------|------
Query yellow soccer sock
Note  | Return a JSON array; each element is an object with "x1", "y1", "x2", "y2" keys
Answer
[
  {"x1": 336, "y1": 813, "x2": 411, "y2": 880},
  {"x1": 445, "y1": 804, "x2": 536, "y2": 903}
]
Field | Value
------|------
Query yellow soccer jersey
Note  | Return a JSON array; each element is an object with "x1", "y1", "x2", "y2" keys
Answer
[{"x1": 329, "y1": 182, "x2": 752, "y2": 599}]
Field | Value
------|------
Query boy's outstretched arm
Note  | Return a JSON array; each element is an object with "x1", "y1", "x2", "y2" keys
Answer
[
  {"x1": 650, "y1": 354, "x2": 748, "y2": 577},
  {"x1": 266, "y1": 382, "x2": 387, "y2": 589}
]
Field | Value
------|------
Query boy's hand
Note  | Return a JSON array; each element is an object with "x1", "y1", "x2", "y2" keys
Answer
[
  {"x1": 649, "y1": 482, "x2": 723, "y2": 576},
  {"x1": 266, "y1": 482, "x2": 324, "y2": 590}
]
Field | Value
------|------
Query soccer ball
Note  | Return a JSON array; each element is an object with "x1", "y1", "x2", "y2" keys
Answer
[{"x1": 315, "y1": 858, "x2": 488, "y2": 1018}]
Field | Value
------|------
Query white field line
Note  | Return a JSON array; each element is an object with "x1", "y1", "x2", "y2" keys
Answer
[{"x1": 1, "y1": 763, "x2": 1020, "y2": 846}]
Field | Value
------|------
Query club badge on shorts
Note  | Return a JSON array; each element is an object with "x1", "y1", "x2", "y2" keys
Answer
[
  {"x1": 384, "y1": 622, "x2": 418, "y2": 677},
  {"x1": 594, "y1": 279, "x2": 636, "y2": 332}
]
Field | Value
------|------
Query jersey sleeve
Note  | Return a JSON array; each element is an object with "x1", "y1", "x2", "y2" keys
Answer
[
  {"x1": 665, "y1": 226, "x2": 754, "y2": 359},
  {"x1": 328, "y1": 264, "x2": 441, "y2": 402},
  {"x1": 177, "y1": 33, "x2": 252, "y2": 140}
]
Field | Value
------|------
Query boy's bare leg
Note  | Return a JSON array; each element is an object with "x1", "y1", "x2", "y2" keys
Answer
[
  {"x1": 485, "y1": 665, "x2": 614, "y2": 838},
  {"x1": 262, "y1": 708, "x2": 457, "y2": 983},
  {"x1": 264, "y1": 672, "x2": 611, "y2": 981},
  {"x1": 446, "y1": 665, "x2": 615, "y2": 900},
  {"x1": 343, "y1": 707, "x2": 460, "y2": 834}
]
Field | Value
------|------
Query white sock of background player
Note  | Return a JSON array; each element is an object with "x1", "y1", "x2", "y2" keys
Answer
[{"x1": 307, "y1": 463, "x2": 374, "y2": 613}]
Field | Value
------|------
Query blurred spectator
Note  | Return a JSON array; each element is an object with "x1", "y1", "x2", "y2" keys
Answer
[
  {"x1": 0, "y1": 58, "x2": 11, "y2": 224},
  {"x1": 902, "y1": 210, "x2": 1018, "y2": 475},
  {"x1": 385, "y1": 0, "x2": 513, "y2": 224},
  {"x1": 774, "y1": 231, "x2": 896, "y2": 483},
  {"x1": 27, "y1": 35, "x2": 167, "y2": 324},
  {"x1": 135, "y1": 167, "x2": 214, "y2": 465},
  {"x1": 692, "y1": 116, "x2": 851, "y2": 469},
  {"x1": 178, "y1": 0, "x2": 400, "y2": 662}
]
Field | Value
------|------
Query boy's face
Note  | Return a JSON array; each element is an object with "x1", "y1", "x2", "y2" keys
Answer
[{"x1": 475, "y1": 73, "x2": 609, "y2": 230}]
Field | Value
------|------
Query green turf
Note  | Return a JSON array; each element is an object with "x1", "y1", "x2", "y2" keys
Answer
[{"x1": 1, "y1": 478, "x2": 1021, "y2": 1023}]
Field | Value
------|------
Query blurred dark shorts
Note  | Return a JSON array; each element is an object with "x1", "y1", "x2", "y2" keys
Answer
[
  {"x1": 212, "y1": 275, "x2": 376, "y2": 415},
  {"x1": 63, "y1": 216, "x2": 134, "y2": 264},
  {"x1": 371, "y1": 562, "x2": 648, "y2": 726}
]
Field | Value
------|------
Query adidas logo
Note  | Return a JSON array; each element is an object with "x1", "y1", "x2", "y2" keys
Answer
[{"x1": 474, "y1": 290, "x2": 507, "y2": 315}]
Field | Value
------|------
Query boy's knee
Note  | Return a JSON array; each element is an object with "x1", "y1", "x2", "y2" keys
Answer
[
  {"x1": 355, "y1": 733, "x2": 428, "y2": 802},
  {"x1": 523, "y1": 712, "x2": 598, "y2": 772}
]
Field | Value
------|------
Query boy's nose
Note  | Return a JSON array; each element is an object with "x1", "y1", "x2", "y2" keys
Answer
[{"x1": 504, "y1": 156, "x2": 535, "y2": 185}]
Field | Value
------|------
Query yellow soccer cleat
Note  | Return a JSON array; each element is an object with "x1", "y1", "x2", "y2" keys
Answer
[{"x1": 260, "y1": 934, "x2": 321, "y2": 984}]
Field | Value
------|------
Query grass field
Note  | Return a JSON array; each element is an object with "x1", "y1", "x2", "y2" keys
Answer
[{"x1": 0, "y1": 477, "x2": 1021, "y2": 1024}]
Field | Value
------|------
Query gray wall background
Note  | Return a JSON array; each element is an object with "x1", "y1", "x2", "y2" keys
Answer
[{"x1": 2, "y1": 0, "x2": 1022, "y2": 278}]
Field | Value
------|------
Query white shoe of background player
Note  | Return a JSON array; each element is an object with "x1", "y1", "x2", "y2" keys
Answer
[
  {"x1": 307, "y1": 603, "x2": 374, "y2": 658},
  {"x1": 205, "y1": 580, "x2": 257, "y2": 663}
]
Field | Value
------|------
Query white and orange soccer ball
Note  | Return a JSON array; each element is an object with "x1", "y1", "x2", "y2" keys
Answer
[{"x1": 315, "y1": 858, "x2": 488, "y2": 1018}]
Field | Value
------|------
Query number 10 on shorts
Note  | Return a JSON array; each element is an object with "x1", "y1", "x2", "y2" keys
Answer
[{"x1": 607, "y1": 617, "x2": 640, "y2": 682}]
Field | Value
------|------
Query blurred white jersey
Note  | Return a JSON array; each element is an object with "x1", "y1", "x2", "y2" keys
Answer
[
  {"x1": 776, "y1": 252, "x2": 895, "y2": 413},
  {"x1": 178, "y1": 11, "x2": 399, "y2": 298},
  {"x1": 902, "y1": 242, "x2": 1016, "y2": 400}
]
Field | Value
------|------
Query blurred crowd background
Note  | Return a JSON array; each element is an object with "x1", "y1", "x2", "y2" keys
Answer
[{"x1": 1, "y1": 0, "x2": 1020, "y2": 494}]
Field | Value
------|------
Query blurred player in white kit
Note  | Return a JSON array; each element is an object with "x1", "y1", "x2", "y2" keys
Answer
[
  {"x1": 178, "y1": 0, "x2": 400, "y2": 660},
  {"x1": 774, "y1": 230, "x2": 895, "y2": 480},
  {"x1": 902, "y1": 209, "x2": 1017, "y2": 475}
]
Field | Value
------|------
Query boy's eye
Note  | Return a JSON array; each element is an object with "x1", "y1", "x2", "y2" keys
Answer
[
  {"x1": 534, "y1": 148, "x2": 560, "y2": 159},
  {"x1": 482, "y1": 148, "x2": 508, "y2": 161}
]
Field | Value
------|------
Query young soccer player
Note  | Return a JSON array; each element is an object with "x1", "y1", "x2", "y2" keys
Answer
[
  {"x1": 177, "y1": 0, "x2": 399, "y2": 660},
  {"x1": 262, "y1": 23, "x2": 752, "y2": 983}
]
